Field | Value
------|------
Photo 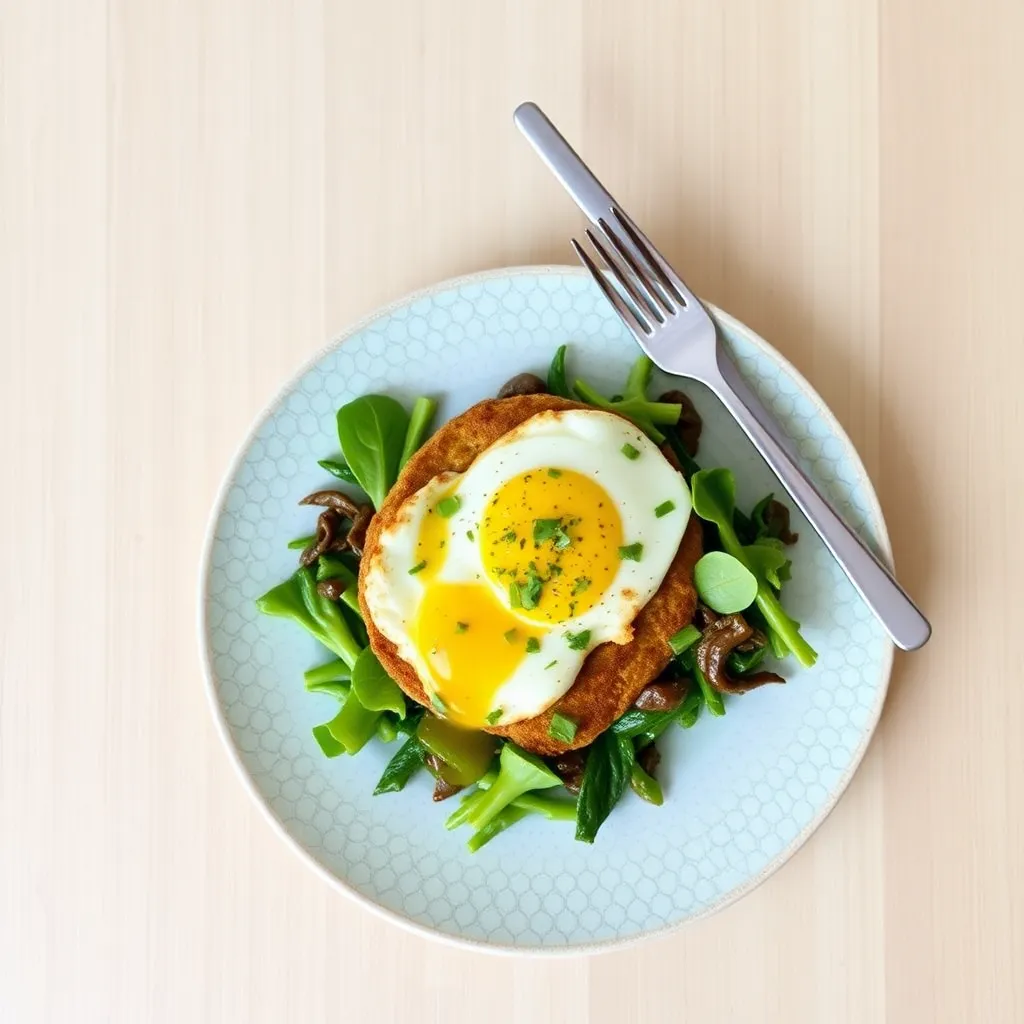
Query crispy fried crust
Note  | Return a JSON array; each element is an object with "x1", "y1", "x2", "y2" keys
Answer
[{"x1": 358, "y1": 395, "x2": 702, "y2": 756}]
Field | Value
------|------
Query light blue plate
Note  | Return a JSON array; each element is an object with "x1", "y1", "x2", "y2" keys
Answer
[{"x1": 200, "y1": 266, "x2": 893, "y2": 954}]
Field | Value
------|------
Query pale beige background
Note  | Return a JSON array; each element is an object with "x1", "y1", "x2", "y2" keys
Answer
[{"x1": 1, "y1": 1, "x2": 1021, "y2": 1022}]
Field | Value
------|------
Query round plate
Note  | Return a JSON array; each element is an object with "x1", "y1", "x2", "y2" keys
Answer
[{"x1": 200, "y1": 266, "x2": 892, "y2": 954}]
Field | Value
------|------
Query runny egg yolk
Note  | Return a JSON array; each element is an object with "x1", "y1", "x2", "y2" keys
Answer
[
  {"x1": 479, "y1": 468, "x2": 622, "y2": 624},
  {"x1": 408, "y1": 467, "x2": 622, "y2": 727},
  {"x1": 411, "y1": 492, "x2": 542, "y2": 726}
]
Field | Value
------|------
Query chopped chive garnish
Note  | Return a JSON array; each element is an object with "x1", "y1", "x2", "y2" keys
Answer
[
  {"x1": 669, "y1": 624, "x2": 701, "y2": 656},
  {"x1": 525, "y1": 637, "x2": 541, "y2": 654},
  {"x1": 547, "y1": 468, "x2": 562, "y2": 478},
  {"x1": 548, "y1": 712, "x2": 578, "y2": 743},
  {"x1": 544, "y1": 660, "x2": 557, "y2": 670},
  {"x1": 565, "y1": 629, "x2": 591, "y2": 651},
  {"x1": 486, "y1": 708, "x2": 503, "y2": 725},
  {"x1": 571, "y1": 576, "x2": 591, "y2": 596},
  {"x1": 520, "y1": 569, "x2": 543, "y2": 610},
  {"x1": 503, "y1": 628, "x2": 518, "y2": 644},
  {"x1": 409, "y1": 560, "x2": 428, "y2": 575},
  {"x1": 466, "y1": 529, "x2": 475, "y2": 542},
  {"x1": 621, "y1": 442, "x2": 640, "y2": 460},
  {"x1": 618, "y1": 542, "x2": 644, "y2": 562},
  {"x1": 655, "y1": 500, "x2": 676, "y2": 518},
  {"x1": 509, "y1": 581, "x2": 523, "y2": 609},
  {"x1": 455, "y1": 621, "x2": 469, "y2": 634},
  {"x1": 436, "y1": 495, "x2": 461, "y2": 518}
]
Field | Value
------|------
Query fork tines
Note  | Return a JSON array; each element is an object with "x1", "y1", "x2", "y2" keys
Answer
[{"x1": 572, "y1": 208, "x2": 692, "y2": 339}]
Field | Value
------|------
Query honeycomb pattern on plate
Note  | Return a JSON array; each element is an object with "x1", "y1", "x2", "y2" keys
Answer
[{"x1": 203, "y1": 268, "x2": 891, "y2": 951}]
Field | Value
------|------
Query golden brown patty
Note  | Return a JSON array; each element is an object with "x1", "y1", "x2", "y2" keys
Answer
[{"x1": 358, "y1": 394, "x2": 703, "y2": 756}]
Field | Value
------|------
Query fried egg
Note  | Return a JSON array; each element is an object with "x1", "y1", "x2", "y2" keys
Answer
[{"x1": 361, "y1": 408, "x2": 692, "y2": 728}]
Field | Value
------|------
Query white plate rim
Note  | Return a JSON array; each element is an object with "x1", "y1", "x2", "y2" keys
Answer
[{"x1": 197, "y1": 264, "x2": 895, "y2": 957}]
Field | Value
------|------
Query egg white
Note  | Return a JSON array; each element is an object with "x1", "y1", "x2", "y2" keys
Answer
[{"x1": 362, "y1": 408, "x2": 692, "y2": 724}]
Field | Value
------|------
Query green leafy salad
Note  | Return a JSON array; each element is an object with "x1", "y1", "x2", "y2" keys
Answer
[{"x1": 256, "y1": 346, "x2": 817, "y2": 850}]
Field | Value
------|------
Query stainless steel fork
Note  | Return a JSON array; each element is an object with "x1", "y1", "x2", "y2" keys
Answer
[{"x1": 514, "y1": 101, "x2": 930, "y2": 652}]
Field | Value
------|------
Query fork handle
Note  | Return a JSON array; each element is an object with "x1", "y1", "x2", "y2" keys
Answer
[{"x1": 705, "y1": 352, "x2": 931, "y2": 651}]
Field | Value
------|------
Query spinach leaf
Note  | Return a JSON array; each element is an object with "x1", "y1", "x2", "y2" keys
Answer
[
  {"x1": 690, "y1": 468, "x2": 817, "y2": 668},
  {"x1": 693, "y1": 550, "x2": 758, "y2": 613},
  {"x1": 318, "y1": 458, "x2": 360, "y2": 486},
  {"x1": 374, "y1": 734, "x2": 426, "y2": 794},
  {"x1": 351, "y1": 647, "x2": 406, "y2": 717},
  {"x1": 575, "y1": 731, "x2": 636, "y2": 843},
  {"x1": 336, "y1": 395, "x2": 409, "y2": 510},
  {"x1": 399, "y1": 396, "x2": 437, "y2": 470},
  {"x1": 547, "y1": 344, "x2": 570, "y2": 398}
]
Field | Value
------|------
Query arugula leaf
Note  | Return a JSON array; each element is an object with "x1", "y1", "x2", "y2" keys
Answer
[
  {"x1": 690, "y1": 468, "x2": 817, "y2": 668},
  {"x1": 287, "y1": 534, "x2": 316, "y2": 550},
  {"x1": 336, "y1": 394, "x2": 409, "y2": 510},
  {"x1": 693, "y1": 551, "x2": 759, "y2": 613},
  {"x1": 374, "y1": 734, "x2": 426, "y2": 794},
  {"x1": 575, "y1": 731, "x2": 635, "y2": 843}
]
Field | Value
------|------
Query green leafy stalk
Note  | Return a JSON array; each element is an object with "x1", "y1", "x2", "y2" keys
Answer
[
  {"x1": 255, "y1": 567, "x2": 362, "y2": 668},
  {"x1": 467, "y1": 805, "x2": 531, "y2": 852},
  {"x1": 304, "y1": 658, "x2": 350, "y2": 686},
  {"x1": 315, "y1": 554, "x2": 361, "y2": 616},
  {"x1": 690, "y1": 468, "x2": 817, "y2": 668},
  {"x1": 572, "y1": 378, "x2": 681, "y2": 443},
  {"x1": 399, "y1": 396, "x2": 437, "y2": 469},
  {"x1": 629, "y1": 762, "x2": 664, "y2": 805},
  {"x1": 693, "y1": 664, "x2": 726, "y2": 717},
  {"x1": 447, "y1": 743, "x2": 560, "y2": 833}
]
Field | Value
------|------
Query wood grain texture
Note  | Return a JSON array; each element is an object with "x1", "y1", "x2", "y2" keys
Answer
[{"x1": 0, "y1": 0, "x2": 1020, "y2": 1021}]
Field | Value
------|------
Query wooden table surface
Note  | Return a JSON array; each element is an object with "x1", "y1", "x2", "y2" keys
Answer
[{"x1": 2, "y1": 1, "x2": 1022, "y2": 1021}]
